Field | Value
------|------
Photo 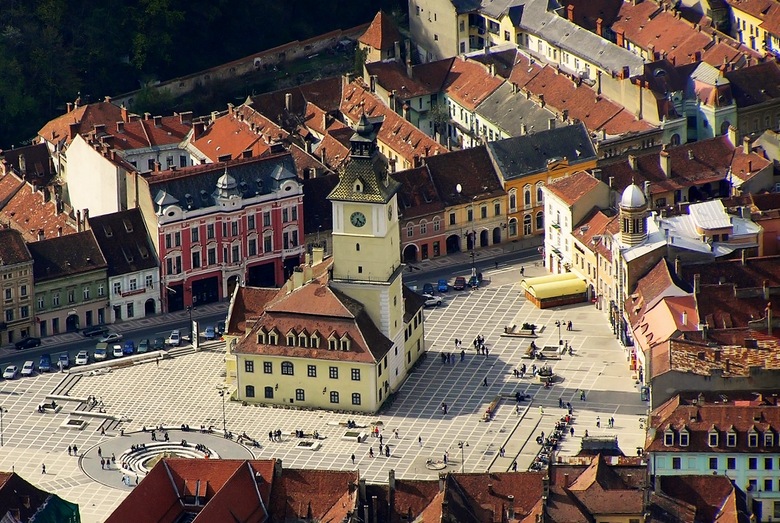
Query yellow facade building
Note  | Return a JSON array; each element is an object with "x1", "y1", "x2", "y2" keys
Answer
[{"x1": 228, "y1": 115, "x2": 426, "y2": 412}]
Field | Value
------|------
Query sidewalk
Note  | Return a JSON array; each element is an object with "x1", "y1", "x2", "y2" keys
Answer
[{"x1": 408, "y1": 236, "x2": 543, "y2": 273}]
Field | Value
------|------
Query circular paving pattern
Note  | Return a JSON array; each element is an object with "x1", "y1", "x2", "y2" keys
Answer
[{"x1": 81, "y1": 428, "x2": 258, "y2": 489}]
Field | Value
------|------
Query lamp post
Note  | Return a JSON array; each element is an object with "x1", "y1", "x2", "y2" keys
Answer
[
  {"x1": 219, "y1": 389, "x2": 227, "y2": 435},
  {"x1": 458, "y1": 441, "x2": 469, "y2": 473},
  {"x1": 555, "y1": 320, "x2": 562, "y2": 346},
  {"x1": 186, "y1": 305, "x2": 195, "y2": 344},
  {"x1": 470, "y1": 251, "x2": 477, "y2": 278},
  {"x1": 0, "y1": 407, "x2": 6, "y2": 447}
]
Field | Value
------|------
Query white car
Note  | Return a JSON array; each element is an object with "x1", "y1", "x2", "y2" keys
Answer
[
  {"x1": 112, "y1": 344, "x2": 124, "y2": 358},
  {"x1": 422, "y1": 293, "x2": 443, "y2": 307},
  {"x1": 21, "y1": 361, "x2": 35, "y2": 377},
  {"x1": 166, "y1": 329, "x2": 181, "y2": 347},
  {"x1": 3, "y1": 366, "x2": 19, "y2": 379},
  {"x1": 99, "y1": 332, "x2": 123, "y2": 343},
  {"x1": 75, "y1": 351, "x2": 90, "y2": 365}
]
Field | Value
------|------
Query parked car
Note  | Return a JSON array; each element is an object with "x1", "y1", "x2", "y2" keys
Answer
[
  {"x1": 138, "y1": 339, "x2": 150, "y2": 353},
  {"x1": 58, "y1": 353, "x2": 70, "y2": 369},
  {"x1": 422, "y1": 283, "x2": 435, "y2": 295},
  {"x1": 81, "y1": 325, "x2": 109, "y2": 338},
  {"x1": 204, "y1": 326, "x2": 216, "y2": 341},
  {"x1": 422, "y1": 294, "x2": 443, "y2": 307},
  {"x1": 3, "y1": 366, "x2": 18, "y2": 379},
  {"x1": 453, "y1": 276, "x2": 467, "y2": 290},
  {"x1": 166, "y1": 329, "x2": 181, "y2": 347},
  {"x1": 14, "y1": 336, "x2": 41, "y2": 350},
  {"x1": 123, "y1": 340, "x2": 135, "y2": 355},
  {"x1": 38, "y1": 354, "x2": 52, "y2": 372},
  {"x1": 21, "y1": 361, "x2": 35, "y2": 377},
  {"x1": 437, "y1": 279, "x2": 449, "y2": 292},
  {"x1": 468, "y1": 275, "x2": 480, "y2": 288},
  {"x1": 216, "y1": 321, "x2": 226, "y2": 335},
  {"x1": 112, "y1": 344, "x2": 124, "y2": 358},
  {"x1": 152, "y1": 337, "x2": 166, "y2": 350},
  {"x1": 94, "y1": 347, "x2": 107, "y2": 361},
  {"x1": 75, "y1": 351, "x2": 89, "y2": 365},
  {"x1": 99, "y1": 332, "x2": 123, "y2": 343}
]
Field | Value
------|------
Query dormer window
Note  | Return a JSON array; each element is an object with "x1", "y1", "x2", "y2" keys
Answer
[
  {"x1": 664, "y1": 429, "x2": 674, "y2": 446},
  {"x1": 287, "y1": 333, "x2": 296, "y2": 346},
  {"x1": 766, "y1": 431, "x2": 775, "y2": 447},
  {"x1": 298, "y1": 333, "x2": 307, "y2": 347},
  {"x1": 353, "y1": 179, "x2": 363, "y2": 193},
  {"x1": 679, "y1": 429, "x2": 690, "y2": 447},
  {"x1": 340, "y1": 336, "x2": 351, "y2": 351},
  {"x1": 310, "y1": 334, "x2": 319, "y2": 348},
  {"x1": 727, "y1": 430, "x2": 737, "y2": 447},
  {"x1": 748, "y1": 429, "x2": 759, "y2": 448},
  {"x1": 708, "y1": 430, "x2": 719, "y2": 447},
  {"x1": 257, "y1": 330, "x2": 266, "y2": 344},
  {"x1": 328, "y1": 337, "x2": 337, "y2": 351},
  {"x1": 269, "y1": 332, "x2": 278, "y2": 345}
]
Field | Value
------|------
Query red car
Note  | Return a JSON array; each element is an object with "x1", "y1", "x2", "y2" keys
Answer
[{"x1": 453, "y1": 276, "x2": 467, "y2": 290}]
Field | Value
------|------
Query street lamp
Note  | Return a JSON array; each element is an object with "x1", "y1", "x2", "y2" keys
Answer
[
  {"x1": 186, "y1": 305, "x2": 196, "y2": 344},
  {"x1": 0, "y1": 407, "x2": 6, "y2": 447},
  {"x1": 470, "y1": 251, "x2": 477, "y2": 278},
  {"x1": 555, "y1": 320, "x2": 562, "y2": 346},
  {"x1": 218, "y1": 389, "x2": 227, "y2": 435},
  {"x1": 458, "y1": 441, "x2": 469, "y2": 473}
]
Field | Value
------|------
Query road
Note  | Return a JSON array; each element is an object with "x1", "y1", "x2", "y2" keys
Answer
[{"x1": 0, "y1": 311, "x2": 227, "y2": 372}]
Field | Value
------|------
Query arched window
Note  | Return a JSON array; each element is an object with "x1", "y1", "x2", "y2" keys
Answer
[
  {"x1": 536, "y1": 183, "x2": 544, "y2": 204},
  {"x1": 720, "y1": 121, "x2": 731, "y2": 136},
  {"x1": 536, "y1": 211, "x2": 544, "y2": 231},
  {"x1": 508, "y1": 218, "x2": 518, "y2": 236},
  {"x1": 509, "y1": 190, "x2": 517, "y2": 211},
  {"x1": 281, "y1": 361, "x2": 294, "y2": 375},
  {"x1": 524, "y1": 185, "x2": 532, "y2": 207},
  {"x1": 295, "y1": 388, "x2": 305, "y2": 401},
  {"x1": 670, "y1": 133, "x2": 681, "y2": 146},
  {"x1": 407, "y1": 223, "x2": 414, "y2": 238},
  {"x1": 356, "y1": 243, "x2": 360, "y2": 251},
  {"x1": 420, "y1": 220, "x2": 427, "y2": 234},
  {"x1": 523, "y1": 215, "x2": 532, "y2": 235}
]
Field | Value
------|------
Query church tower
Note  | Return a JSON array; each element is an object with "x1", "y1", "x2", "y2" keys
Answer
[
  {"x1": 328, "y1": 114, "x2": 403, "y2": 344},
  {"x1": 619, "y1": 182, "x2": 648, "y2": 246}
]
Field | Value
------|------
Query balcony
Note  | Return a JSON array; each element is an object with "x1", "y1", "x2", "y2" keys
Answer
[{"x1": 283, "y1": 245, "x2": 305, "y2": 258}]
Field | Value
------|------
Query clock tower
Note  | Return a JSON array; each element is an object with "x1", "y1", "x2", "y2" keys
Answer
[{"x1": 328, "y1": 113, "x2": 404, "y2": 348}]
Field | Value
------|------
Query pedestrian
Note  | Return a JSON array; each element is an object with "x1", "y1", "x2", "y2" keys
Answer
[
  {"x1": 461, "y1": 350, "x2": 465, "y2": 362},
  {"x1": 483, "y1": 377, "x2": 488, "y2": 387},
  {"x1": 379, "y1": 443, "x2": 383, "y2": 454},
  {"x1": 67, "y1": 445, "x2": 72, "y2": 456},
  {"x1": 156, "y1": 358, "x2": 160, "y2": 368},
  {"x1": 100, "y1": 458, "x2": 105, "y2": 469},
  {"x1": 532, "y1": 364, "x2": 537, "y2": 376},
  {"x1": 539, "y1": 406, "x2": 544, "y2": 415},
  {"x1": 369, "y1": 447, "x2": 374, "y2": 458},
  {"x1": 72, "y1": 445, "x2": 78, "y2": 455},
  {"x1": 418, "y1": 436, "x2": 423, "y2": 447},
  {"x1": 41, "y1": 464, "x2": 45, "y2": 474},
  {"x1": 499, "y1": 446, "x2": 505, "y2": 457},
  {"x1": 516, "y1": 405, "x2": 521, "y2": 416},
  {"x1": 580, "y1": 390, "x2": 586, "y2": 401},
  {"x1": 385, "y1": 446, "x2": 390, "y2": 457},
  {"x1": 101, "y1": 427, "x2": 105, "y2": 436},
  {"x1": 351, "y1": 454, "x2": 355, "y2": 464},
  {"x1": 98, "y1": 447, "x2": 102, "y2": 457},
  {"x1": 135, "y1": 475, "x2": 139, "y2": 485},
  {"x1": 584, "y1": 430, "x2": 589, "y2": 437},
  {"x1": 443, "y1": 453, "x2": 448, "y2": 464},
  {"x1": 495, "y1": 261, "x2": 499, "y2": 270},
  {"x1": 596, "y1": 416, "x2": 601, "y2": 428},
  {"x1": 394, "y1": 429, "x2": 399, "y2": 439},
  {"x1": 269, "y1": 431, "x2": 273, "y2": 441},
  {"x1": 520, "y1": 266, "x2": 525, "y2": 277},
  {"x1": 610, "y1": 417, "x2": 615, "y2": 428},
  {"x1": 570, "y1": 427, "x2": 574, "y2": 437},
  {"x1": 111, "y1": 453, "x2": 116, "y2": 463},
  {"x1": 512, "y1": 461, "x2": 518, "y2": 472},
  {"x1": 379, "y1": 434, "x2": 383, "y2": 444},
  {"x1": 558, "y1": 397, "x2": 563, "y2": 408}
]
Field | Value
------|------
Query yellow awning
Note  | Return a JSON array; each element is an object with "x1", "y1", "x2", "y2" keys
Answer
[
  {"x1": 527, "y1": 278, "x2": 587, "y2": 300},
  {"x1": 520, "y1": 272, "x2": 579, "y2": 290}
]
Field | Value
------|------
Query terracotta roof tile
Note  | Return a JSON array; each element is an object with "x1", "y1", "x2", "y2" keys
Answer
[
  {"x1": 38, "y1": 101, "x2": 125, "y2": 147},
  {"x1": 365, "y1": 60, "x2": 450, "y2": 99},
  {"x1": 28, "y1": 230, "x2": 106, "y2": 281},
  {"x1": 315, "y1": 131, "x2": 351, "y2": 170},
  {"x1": 0, "y1": 173, "x2": 77, "y2": 242},
  {"x1": 656, "y1": 475, "x2": 743, "y2": 523},
  {"x1": 727, "y1": 0, "x2": 780, "y2": 35},
  {"x1": 0, "y1": 143, "x2": 55, "y2": 186},
  {"x1": 558, "y1": 0, "x2": 623, "y2": 32},
  {"x1": 424, "y1": 146, "x2": 506, "y2": 207},
  {"x1": 0, "y1": 229, "x2": 31, "y2": 266},
  {"x1": 392, "y1": 165, "x2": 445, "y2": 219},
  {"x1": 443, "y1": 57, "x2": 505, "y2": 111},
  {"x1": 110, "y1": 114, "x2": 191, "y2": 151},
  {"x1": 725, "y1": 61, "x2": 780, "y2": 107},
  {"x1": 269, "y1": 468, "x2": 358, "y2": 522},
  {"x1": 359, "y1": 11, "x2": 402, "y2": 53},
  {"x1": 448, "y1": 472, "x2": 545, "y2": 522},
  {"x1": 546, "y1": 171, "x2": 602, "y2": 206},
  {"x1": 191, "y1": 110, "x2": 272, "y2": 162},
  {"x1": 227, "y1": 286, "x2": 279, "y2": 336},
  {"x1": 366, "y1": 478, "x2": 443, "y2": 523}
]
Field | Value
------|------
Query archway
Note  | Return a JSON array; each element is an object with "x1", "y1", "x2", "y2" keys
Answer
[
  {"x1": 66, "y1": 313, "x2": 79, "y2": 332},
  {"x1": 479, "y1": 230, "x2": 489, "y2": 247},
  {"x1": 144, "y1": 299, "x2": 156, "y2": 315},
  {"x1": 403, "y1": 244, "x2": 418, "y2": 263},
  {"x1": 446, "y1": 235, "x2": 461, "y2": 254},
  {"x1": 492, "y1": 227, "x2": 501, "y2": 245}
]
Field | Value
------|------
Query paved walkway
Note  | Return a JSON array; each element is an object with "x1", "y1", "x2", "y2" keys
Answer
[{"x1": 0, "y1": 261, "x2": 648, "y2": 522}]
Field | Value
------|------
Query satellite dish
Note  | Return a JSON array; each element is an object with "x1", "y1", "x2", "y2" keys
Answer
[{"x1": 456, "y1": 183, "x2": 462, "y2": 194}]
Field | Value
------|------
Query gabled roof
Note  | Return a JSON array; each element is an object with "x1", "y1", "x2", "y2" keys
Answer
[
  {"x1": 545, "y1": 171, "x2": 603, "y2": 206},
  {"x1": 28, "y1": 230, "x2": 107, "y2": 282},
  {"x1": 191, "y1": 109, "x2": 273, "y2": 162},
  {"x1": 226, "y1": 286, "x2": 279, "y2": 336},
  {"x1": 626, "y1": 258, "x2": 690, "y2": 327},
  {"x1": 566, "y1": 455, "x2": 643, "y2": 516},
  {"x1": 0, "y1": 472, "x2": 79, "y2": 522},
  {"x1": 424, "y1": 146, "x2": 506, "y2": 207},
  {"x1": 87, "y1": 208, "x2": 158, "y2": 276},
  {"x1": 269, "y1": 469, "x2": 358, "y2": 522},
  {"x1": 0, "y1": 172, "x2": 76, "y2": 242},
  {"x1": 365, "y1": 479, "x2": 443, "y2": 523},
  {"x1": 447, "y1": 471, "x2": 545, "y2": 522},
  {"x1": 0, "y1": 143, "x2": 55, "y2": 186},
  {"x1": 38, "y1": 100, "x2": 125, "y2": 147},
  {"x1": 359, "y1": 11, "x2": 402, "y2": 53},
  {"x1": 365, "y1": 60, "x2": 451, "y2": 99},
  {"x1": 487, "y1": 122, "x2": 596, "y2": 180},
  {"x1": 0, "y1": 228, "x2": 31, "y2": 266},
  {"x1": 476, "y1": 82, "x2": 558, "y2": 137},
  {"x1": 109, "y1": 114, "x2": 191, "y2": 151},
  {"x1": 557, "y1": 0, "x2": 623, "y2": 32},
  {"x1": 725, "y1": 61, "x2": 780, "y2": 107},
  {"x1": 249, "y1": 77, "x2": 343, "y2": 131},
  {"x1": 654, "y1": 475, "x2": 747, "y2": 523},
  {"x1": 442, "y1": 57, "x2": 505, "y2": 111},
  {"x1": 392, "y1": 165, "x2": 445, "y2": 220},
  {"x1": 726, "y1": 0, "x2": 780, "y2": 36}
]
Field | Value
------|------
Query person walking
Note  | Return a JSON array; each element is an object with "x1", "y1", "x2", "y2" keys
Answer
[
  {"x1": 596, "y1": 416, "x2": 601, "y2": 428},
  {"x1": 539, "y1": 406, "x2": 544, "y2": 415},
  {"x1": 461, "y1": 350, "x2": 465, "y2": 362},
  {"x1": 512, "y1": 461, "x2": 518, "y2": 472},
  {"x1": 516, "y1": 405, "x2": 521, "y2": 416},
  {"x1": 394, "y1": 429, "x2": 399, "y2": 439},
  {"x1": 558, "y1": 397, "x2": 564, "y2": 408},
  {"x1": 369, "y1": 447, "x2": 374, "y2": 458},
  {"x1": 483, "y1": 377, "x2": 488, "y2": 387},
  {"x1": 609, "y1": 417, "x2": 615, "y2": 428},
  {"x1": 67, "y1": 445, "x2": 72, "y2": 456},
  {"x1": 41, "y1": 464, "x2": 46, "y2": 474},
  {"x1": 520, "y1": 266, "x2": 525, "y2": 277},
  {"x1": 418, "y1": 436, "x2": 423, "y2": 447},
  {"x1": 570, "y1": 427, "x2": 575, "y2": 437}
]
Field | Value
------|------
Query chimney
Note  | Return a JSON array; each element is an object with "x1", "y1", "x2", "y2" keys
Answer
[
  {"x1": 660, "y1": 150, "x2": 671, "y2": 178},
  {"x1": 644, "y1": 180, "x2": 651, "y2": 203},
  {"x1": 725, "y1": 358, "x2": 730, "y2": 373},
  {"x1": 628, "y1": 154, "x2": 638, "y2": 170},
  {"x1": 438, "y1": 472, "x2": 446, "y2": 492},
  {"x1": 714, "y1": 349, "x2": 721, "y2": 361},
  {"x1": 37, "y1": 229, "x2": 44, "y2": 241},
  {"x1": 489, "y1": 62, "x2": 495, "y2": 77},
  {"x1": 372, "y1": 496, "x2": 378, "y2": 523},
  {"x1": 358, "y1": 478, "x2": 366, "y2": 500},
  {"x1": 121, "y1": 104, "x2": 129, "y2": 122},
  {"x1": 76, "y1": 210, "x2": 81, "y2": 232},
  {"x1": 539, "y1": 94, "x2": 545, "y2": 108},
  {"x1": 389, "y1": 469, "x2": 396, "y2": 490},
  {"x1": 57, "y1": 226, "x2": 63, "y2": 237},
  {"x1": 622, "y1": 65, "x2": 630, "y2": 79},
  {"x1": 69, "y1": 122, "x2": 79, "y2": 141},
  {"x1": 507, "y1": 495, "x2": 515, "y2": 520},
  {"x1": 675, "y1": 256, "x2": 681, "y2": 276},
  {"x1": 520, "y1": 123, "x2": 527, "y2": 135},
  {"x1": 564, "y1": 473, "x2": 570, "y2": 488},
  {"x1": 688, "y1": 150, "x2": 694, "y2": 160},
  {"x1": 592, "y1": 168, "x2": 602, "y2": 181},
  {"x1": 743, "y1": 135, "x2": 752, "y2": 155},
  {"x1": 405, "y1": 39, "x2": 413, "y2": 77},
  {"x1": 763, "y1": 280, "x2": 770, "y2": 300},
  {"x1": 179, "y1": 111, "x2": 193, "y2": 125},
  {"x1": 748, "y1": 160, "x2": 753, "y2": 172},
  {"x1": 567, "y1": 4, "x2": 575, "y2": 21},
  {"x1": 66, "y1": 102, "x2": 73, "y2": 113},
  {"x1": 542, "y1": 475, "x2": 550, "y2": 497},
  {"x1": 403, "y1": 102, "x2": 410, "y2": 121},
  {"x1": 609, "y1": 176, "x2": 614, "y2": 189},
  {"x1": 694, "y1": 273, "x2": 700, "y2": 294},
  {"x1": 117, "y1": 121, "x2": 124, "y2": 133},
  {"x1": 596, "y1": 17, "x2": 603, "y2": 37},
  {"x1": 767, "y1": 302, "x2": 774, "y2": 336},
  {"x1": 394, "y1": 40, "x2": 401, "y2": 59},
  {"x1": 144, "y1": 112, "x2": 151, "y2": 121},
  {"x1": 370, "y1": 74, "x2": 377, "y2": 93},
  {"x1": 548, "y1": 118, "x2": 556, "y2": 130},
  {"x1": 727, "y1": 125, "x2": 738, "y2": 147},
  {"x1": 682, "y1": 310, "x2": 687, "y2": 326}
]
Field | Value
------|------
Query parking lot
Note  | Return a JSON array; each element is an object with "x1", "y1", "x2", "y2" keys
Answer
[{"x1": 0, "y1": 263, "x2": 648, "y2": 522}]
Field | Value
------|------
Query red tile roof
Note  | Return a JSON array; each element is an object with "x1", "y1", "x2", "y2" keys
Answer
[
  {"x1": 191, "y1": 109, "x2": 275, "y2": 162},
  {"x1": 38, "y1": 100, "x2": 125, "y2": 147},
  {"x1": 359, "y1": 11, "x2": 402, "y2": 52},
  {"x1": 365, "y1": 59, "x2": 451, "y2": 99},
  {"x1": 656, "y1": 335, "x2": 780, "y2": 380},
  {"x1": 558, "y1": 0, "x2": 624, "y2": 32},
  {"x1": 0, "y1": 229, "x2": 31, "y2": 266},
  {"x1": 626, "y1": 259, "x2": 687, "y2": 326},
  {"x1": 269, "y1": 469, "x2": 358, "y2": 522},
  {"x1": 109, "y1": 114, "x2": 191, "y2": 151},
  {"x1": 443, "y1": 57, "x2": 505, "y2": 111},
  {"x1": 365, "y1": 478, "x2": 444, "y2": 523},
  {"x1": 316, "y1": 131, "x2": 351, "y2": 170},
  {"x1": 227, "y1": 286, "x2": 279, "y2": 336},
  {"x1": 0, "y1": 172, "x2": 76, "y2": 242},
  {"x1": 727, "y1": 0, "x2": 780, "y2": 35},
  {"x1": 656, "y1": 475, "x2": 744, "y2": 523},
  {"x1": 423, "y1": 146, "x2": 506, "y2": 207},
  {"x1": 448, "y1": 472, "x2": 545, "y2": 522},
  {"x1": 341, "y1": 80, "x2": 447, "y2": 164},
  {"x1": 392, "y1": 165, "x2": 445, "y2": 220},
  {"x1": 546, "y1": 171, "x2": 602, "y2": 206},
  {"x1": 566, "y1": 455, "x2": 645, "y2": 515}
]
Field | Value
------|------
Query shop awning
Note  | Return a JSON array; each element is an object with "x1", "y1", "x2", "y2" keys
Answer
[{"x1": 520, "y1": 272, "x2": 579, "y2": 290}]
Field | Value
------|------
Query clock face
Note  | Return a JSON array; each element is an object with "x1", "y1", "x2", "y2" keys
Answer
[{"x1": 350, "y1": 211, "x2": 366, "y2": 227}]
